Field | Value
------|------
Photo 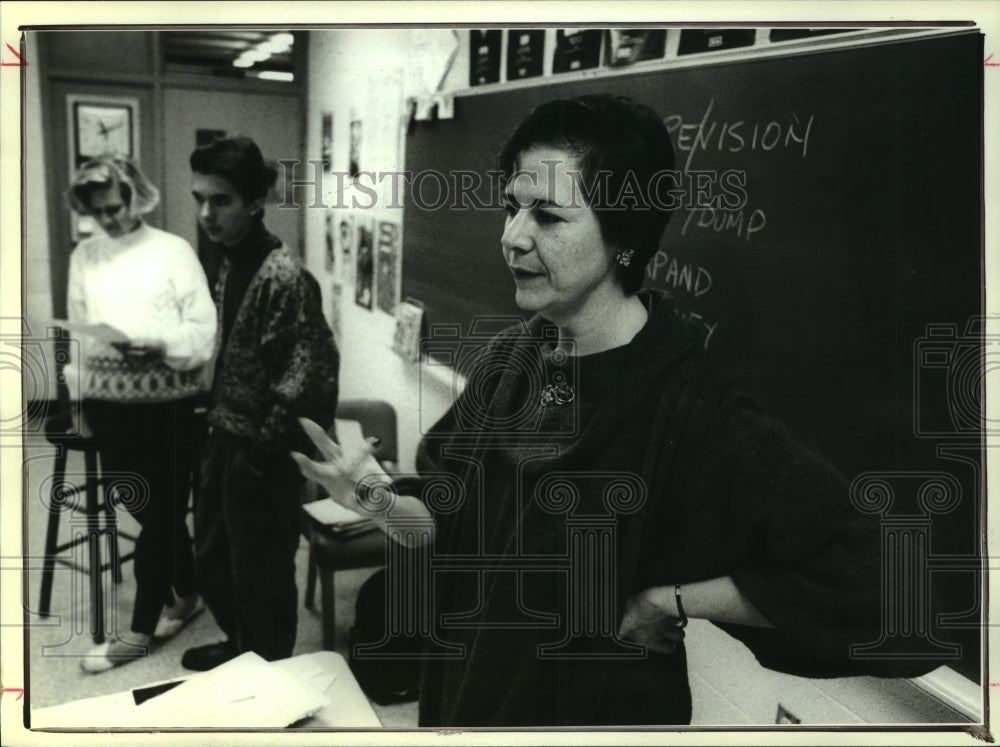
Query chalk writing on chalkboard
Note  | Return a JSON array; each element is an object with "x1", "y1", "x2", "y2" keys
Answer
[
  {"x1": 645, "y1": 251, "x2": 719, "y2": 347},
  {"x1": 681, "y1": 205, "x2": 768, "y2": 243},
  {"x1": 665, "y1": 99, "x2": 814, "y2": 171}
]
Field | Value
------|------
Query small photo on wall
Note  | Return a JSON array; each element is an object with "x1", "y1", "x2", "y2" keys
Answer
[
  {"x1": 354, "y1": 218, "x2": 374, "y2": 309},
  {"x1": 393, "y1": 298, "x2": 425, "y2": 363},
  {"x1": 375, "y1": 220, "x2": 401, "y2": 315},
  {"x1": 605, "y1": 29, "x2": 667, "y2": 66},
  {"x1": 321, "y1": 112, "x2": 333, "y2": 173},
  {"x1": 553, "y1": 29, "x2": 604, "y2": 73},
  {"x1": 469, "y1": 29, "x2": 502, "y2": 86},
  {"x1": 337, "y1": 212, "x2": 355, "y2": 284},
  {"x1": 506, "y1": 29, "x2": 545, "y2": 80},
  {"x1": 328, "y1": 281, "x2": 343, "y2": 344},
  {"x1": 324, "y1": 211, "x2": 336, "y2": 273},
  {"x1": 349, "y1": 114, "x2": 362, "y2": 179}
]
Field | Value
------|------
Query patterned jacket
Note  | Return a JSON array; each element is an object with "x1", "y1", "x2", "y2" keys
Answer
[{"x1": 209, "y1": 244, "x2": 339, "y2": 455}]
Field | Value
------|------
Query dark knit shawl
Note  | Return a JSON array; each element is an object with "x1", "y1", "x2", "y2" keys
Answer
[{"x1": 412, "y1": 290, "x2": 938, "y2": 728}]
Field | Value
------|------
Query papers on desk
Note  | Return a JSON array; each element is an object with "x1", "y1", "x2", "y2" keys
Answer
[
  {"x1": 30, "y1": 651, "x2": 382, "y2": 729},
  {"x1": 133, "y1": 652, "x2": 329, "y2": 727}
]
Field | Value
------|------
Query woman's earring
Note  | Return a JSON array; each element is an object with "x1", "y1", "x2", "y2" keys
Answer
[{"x1": 615, "y1": 249, "x2": 635, "y2": 267}]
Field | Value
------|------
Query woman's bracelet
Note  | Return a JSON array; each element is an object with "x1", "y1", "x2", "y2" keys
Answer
[{"x1": 674, "y1": 583, "x2": 689, "y2": 628}]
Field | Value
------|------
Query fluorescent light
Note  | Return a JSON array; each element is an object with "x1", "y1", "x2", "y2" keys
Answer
[
  {"x1": 232, "y1": 57, "x2": 254, "y2": 68},
  {"x1": 244, "y1": 48, "x2": 271, "y2": 63},
  {"x1": 259, "y1": 39, "x2": 286, "y2": 54},
  {"x1": 256, "y1": 70, "x2": 294, "y2": 82},
  {"x1": 271, "y1": 32, "x2": 294, "y2": 47}
]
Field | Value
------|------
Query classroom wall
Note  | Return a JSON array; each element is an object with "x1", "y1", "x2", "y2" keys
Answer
[
  {"x1": 24, "y1": 33, "x2": 55, "y2": 401},
  {"x1": 161, "y1": 86, "x2": 301, "y2": 251},
  {"x1": 304, "y1": 28, "x2": 981, "y2": 726},
  {"x1": 304, "y1": 29, "x2": 460, "y2": 473}
]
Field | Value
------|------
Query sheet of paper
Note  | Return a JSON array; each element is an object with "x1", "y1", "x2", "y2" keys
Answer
[
  {"x1": 302, "y1": 497, "x2": 372, "y2": 526},
  {"x1": 335, "y1": 417, "x2": 366, "y2": 445},
  {"x1": 132, "y1": 651, "x2": 330, "y2": 728},
  {"x1": 49, "y1": 318, "x2": 130, "y2": 343}
]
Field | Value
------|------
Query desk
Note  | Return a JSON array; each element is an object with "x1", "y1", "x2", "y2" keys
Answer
[{"x1": 31, "y1": 651, "x2": 381, "y2": 729}]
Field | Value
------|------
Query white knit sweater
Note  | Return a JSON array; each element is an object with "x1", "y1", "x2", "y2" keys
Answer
[{"x1": 65, "y1": 222, "x2": 216, "y2": 402}]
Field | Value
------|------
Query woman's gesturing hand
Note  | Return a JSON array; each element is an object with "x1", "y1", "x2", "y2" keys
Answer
[
  {"x1": 619, "y1": 586, "x2": 686, "y2": 655},
  {"x1": 290, "y1": 416, "x2": 385, "y2": 516}
]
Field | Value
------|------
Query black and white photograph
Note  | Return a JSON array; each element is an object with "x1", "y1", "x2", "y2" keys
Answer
[
  {"x1": 320, "y1": 110, "x2": 333, "y2": 173},
  {"x1": 324, "y1": 209, "x2": 336, "y2": 273},
  {"x1": 375, "y1": 219, "x2": 401, "y2": 315},
  {"x1": 354, "y1": 217, "x2": 374, "y2": 309},
  {"x1": 336, "y1": 210, "x2": 355, "y2": 285},
  {"x1": 3, "y1": 4, "x2": 998, "y2": 744},
  {"x1": 348, "y1": 112, "x2": 362, "y2": 180}
]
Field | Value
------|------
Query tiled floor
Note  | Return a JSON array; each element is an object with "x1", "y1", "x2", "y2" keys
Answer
[{"x1": 19, "y1": 434, "x2": 419, "y2": 729}]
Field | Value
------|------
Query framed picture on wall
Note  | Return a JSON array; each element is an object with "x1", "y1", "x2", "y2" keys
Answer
[{"x1": 68, "y1": 95, "x2": 139, "y2": 169}]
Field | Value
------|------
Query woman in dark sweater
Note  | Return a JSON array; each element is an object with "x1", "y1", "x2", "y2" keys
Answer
[{"x1": 292, "y1": 95, "x2": 937, "y2": 726}]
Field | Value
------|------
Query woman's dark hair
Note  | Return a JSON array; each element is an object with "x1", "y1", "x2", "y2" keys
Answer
[
  {"x1": 497, "y1": 95, "x2": 676, "y2": 293},
  {"x1": 66, "y1": 156, "x2": 160, "y2": 216},
  {"x1": 188, "y1": 136, "x2": 277, "y2": 203}
]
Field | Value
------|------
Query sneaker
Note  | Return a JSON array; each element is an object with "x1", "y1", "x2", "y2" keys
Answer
[
  {"x1": 80, "y1": 639, "x2": 150, "y2": 673},
  {"x1": 153, "y1": 598, "x2": 205, "y2": 639},
  {"x1": 181, "y1": 640, "x2": 239, "y2": 671}
]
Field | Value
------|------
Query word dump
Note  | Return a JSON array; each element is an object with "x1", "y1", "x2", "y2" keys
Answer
[
  {"x1": 646, "y1": 251, "x2": 718, "y2": 349},
  {"x1": 681, "y1": 205, "x2": 767, "y2": 243},
  {"x1": 664, "y1": 99, "x2": 815, "y2": 172}
]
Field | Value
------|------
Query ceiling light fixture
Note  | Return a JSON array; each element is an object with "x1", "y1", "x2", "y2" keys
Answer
[{"x1": 256, "y1": 70, "x2": 294, "y2": 82}]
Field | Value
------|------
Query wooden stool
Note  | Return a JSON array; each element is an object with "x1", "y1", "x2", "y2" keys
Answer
[{"x1": 38, "y1": 414, "x2": 135, "y2": 644}]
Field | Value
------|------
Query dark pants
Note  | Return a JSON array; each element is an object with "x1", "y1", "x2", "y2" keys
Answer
[
  {"x1": 195, "y1": 429, "x2": 302, "y2": 660},
  {"x1": 83, "y1": 398, "x2": 200, "y2": 635}
]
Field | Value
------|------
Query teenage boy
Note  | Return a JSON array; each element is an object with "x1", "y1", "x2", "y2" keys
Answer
[{"x1": 182, "y1": 136, "x2": 339, "y2": 670}]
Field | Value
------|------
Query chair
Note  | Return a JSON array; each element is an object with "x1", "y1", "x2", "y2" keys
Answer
[
  {"x1": 303, "y1": 399, "x2": 397, "y2": 650},
  {"x1": 38, "y1": 412, "x2": 136, "y2": 644}
]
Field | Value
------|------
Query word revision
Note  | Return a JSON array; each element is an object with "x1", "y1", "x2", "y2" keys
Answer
[{"x1": 664, "y1": 99, "x2": 815, "y2": 172}]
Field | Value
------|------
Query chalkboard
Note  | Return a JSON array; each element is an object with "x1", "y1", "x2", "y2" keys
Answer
[{"x1": 402, "y1": 32, "x2": 984, "y2": 679}]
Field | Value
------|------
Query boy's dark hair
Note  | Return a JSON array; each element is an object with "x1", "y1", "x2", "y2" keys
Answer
[
  {"x1": 497, "y1": 95, "x2": 676, "y2": 293},
  {"x1": 189, "y1": 136, "x2": 277, "y2": 203}
]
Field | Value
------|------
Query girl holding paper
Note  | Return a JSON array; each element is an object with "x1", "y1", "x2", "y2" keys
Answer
[{"x1": 65, "y1": 156, "x2": 216, "y2": 672}]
